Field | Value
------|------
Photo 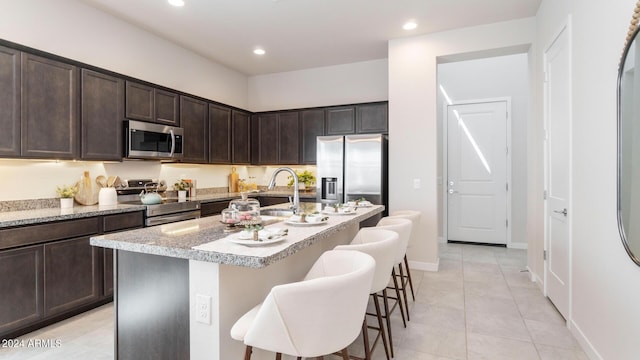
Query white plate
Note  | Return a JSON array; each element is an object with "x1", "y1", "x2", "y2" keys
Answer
[
  {"x1": 237, "y1": 228, "x2": 287, "y2": 240},
  {"x1": 346, "y1": 201, "x2": 373, "y2": 207},
  {"x1": 229, "y1": 236, "x2": 286, "y2": 246},
  {"x1": 284, "y1": 218, "x2": 329, "y2": 226}
]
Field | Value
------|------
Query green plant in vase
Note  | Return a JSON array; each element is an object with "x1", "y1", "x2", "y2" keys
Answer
[
  {"x1": 56, "y1": 184, "x2": 78, "y2": 198},
  {"x1": 287, "y1": 170, "x2": 316, "y2": 191}
]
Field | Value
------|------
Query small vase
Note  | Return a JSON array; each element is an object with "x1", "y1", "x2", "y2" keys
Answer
[
  {"x1": 99, "y1": 187, "x2": 117, "y2": 207},
  {"x1": 299, "y1": 183, "x2": 306, "y2": 191},
  {"x1": 60, "y1": 198, "x2": 74, "y2": 209},
  {"x1": 178, "y1": 190, "x2": 187, "y2": 199}
]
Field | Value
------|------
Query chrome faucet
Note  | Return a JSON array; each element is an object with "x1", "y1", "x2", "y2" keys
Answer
[{"x1": 268, "y1": 167, "x2": 300, "y2": 214}]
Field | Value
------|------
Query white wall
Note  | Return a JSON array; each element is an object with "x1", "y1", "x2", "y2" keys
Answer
[
  {"x1": 247, "y1": 59, "x2": 388, "y2": 111},
  {"x1": 437, "y1": 54, "x2": 530, "y2": 248},
  {"x1": 388, "y1": 18, "x2": 535, "y2": 268},
  {"x1": 0, "y1": 0, "x2": 248, "y2": 109},
  {"x1": 533, "y1": 0, "x2": 640, "y2": 359}
]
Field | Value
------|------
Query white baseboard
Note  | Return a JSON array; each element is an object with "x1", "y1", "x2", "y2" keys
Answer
[
  {"x1": 408, "y1": 258, "x2": 439, "y2": 272},
  {"x1": 527, "y1": 265, "x2": 542, "y2": 284},
  {"x1": 569, "y1": 319, "x2": 603, "y2": 360},
  {"x1": 508, "y1": 242, "x2": 528, "y2": 250}
]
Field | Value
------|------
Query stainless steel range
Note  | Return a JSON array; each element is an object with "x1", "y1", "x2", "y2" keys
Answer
[{"x1": 117, "y1": 179, "x2": 201, "y2": 226}]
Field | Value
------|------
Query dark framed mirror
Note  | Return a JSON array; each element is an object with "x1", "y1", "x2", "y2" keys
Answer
[{"x1": 618, "y1": 3, "x2": 640, "y2": 266}]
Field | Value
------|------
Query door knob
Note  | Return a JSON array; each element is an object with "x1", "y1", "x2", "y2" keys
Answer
[
  {"x1": 448, "y1": 189, "x2": 458, "y2": 194},
  {"x1": 553, "y1": 208, "x2": 568, "y2": 216},
  {"x1": 449, "y1": 180, "x2": 455, "y2": 186}
]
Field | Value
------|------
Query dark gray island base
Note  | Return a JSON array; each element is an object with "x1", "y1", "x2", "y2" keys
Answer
[{"x1": 91, "y1": 203, "x2": 383, "y2": 360}]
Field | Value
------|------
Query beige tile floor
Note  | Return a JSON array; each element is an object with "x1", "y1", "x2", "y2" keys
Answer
[{"x1": 0, "y1": 242, "x2": 589, "y2": 360}]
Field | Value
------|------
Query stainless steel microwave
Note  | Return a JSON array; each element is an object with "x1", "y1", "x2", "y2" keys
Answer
[{"x1": 124, "y1": 120, "x2": 184, "y2": 160}]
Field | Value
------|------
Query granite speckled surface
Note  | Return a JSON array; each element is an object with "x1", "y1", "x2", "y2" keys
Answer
[
  {"x1": 0, "y1": 190, "x2": 315, "y2": 229},
  {"x1": 0, "y1": 204, "x2": 146, "y2": 228},
  {"x1": 90, "y1": 204, "x2": 383, "y2": 268}
]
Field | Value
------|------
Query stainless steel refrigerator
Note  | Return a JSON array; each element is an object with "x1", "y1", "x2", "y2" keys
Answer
[{"x1": 316, "y1": 134, "x2": 388, "y2": 216}]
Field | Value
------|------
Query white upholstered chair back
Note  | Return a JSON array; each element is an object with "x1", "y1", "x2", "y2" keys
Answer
[
  {"x1": 376, "y1": 217, "x2": 413, "y2": 264},
  {"x1": 389, "y1": 210, "x2": 421, "y2": 246},
  {"x1": 239, "y1": 250, "x2": 375, "y2": 358},
  {"x1": 335, "y1": 228, "x2": 399, "y2": 294}
]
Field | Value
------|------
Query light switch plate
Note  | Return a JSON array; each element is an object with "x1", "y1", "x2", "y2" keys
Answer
[{"x1": 413, "y1": 179, "x2": 421, "y2": 189}]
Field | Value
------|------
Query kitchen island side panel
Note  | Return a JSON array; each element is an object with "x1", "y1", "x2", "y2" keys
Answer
[{"x1": 116, "y1": 250, "x2": 189, "y2": 360}]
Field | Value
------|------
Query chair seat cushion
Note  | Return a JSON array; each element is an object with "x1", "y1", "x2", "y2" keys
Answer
[{"x1": 230, "y1": 303, "x2": 262, "y2": 341}]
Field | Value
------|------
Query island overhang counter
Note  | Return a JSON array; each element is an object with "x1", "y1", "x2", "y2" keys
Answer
[{"x1": 90, "y1": 203, "x2": 384, "y2": 360}]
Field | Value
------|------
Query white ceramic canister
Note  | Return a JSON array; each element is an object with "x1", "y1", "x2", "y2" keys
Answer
[{"x1": 99, "y1": 187, "x2": 118, "y2": 207}]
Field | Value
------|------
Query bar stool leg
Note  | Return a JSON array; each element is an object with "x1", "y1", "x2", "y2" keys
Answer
[
  {"x1": 391, "y1": 268, "x2": 407, "y2": 327},
  {"x1": 397, "y1": 264, "x2": 410, "y2": 322},
  {"x1": 404, "y1": 254, "x2": 416, "y2": 301},
  {"x1": 244, "y1": 346, "x2": 252, "y2": 360},
  {"x1": 382, "y1": 288, "x2": 394, "y2": 358},
  {"x1": 373, "y1": 292, "x2": 390, "y2": 360},
  {"x1": 362, "y1": 317, "x2": 372, "y2": 360}
]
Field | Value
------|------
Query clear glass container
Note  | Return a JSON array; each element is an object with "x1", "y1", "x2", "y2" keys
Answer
[
  {"x1": 229, "y1": 193, "x2": 261, "y2": 223},
  {"x1": 221, "y1": 208, "x2": 240, "y2": 225}
]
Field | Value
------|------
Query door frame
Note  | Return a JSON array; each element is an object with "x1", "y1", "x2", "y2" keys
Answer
[
  {"x1": 543, "y1": 16, "x2": 573, "y2": 321},
  {"x1": 442, "y1": 97, "x2": 512, "y2": 247}
]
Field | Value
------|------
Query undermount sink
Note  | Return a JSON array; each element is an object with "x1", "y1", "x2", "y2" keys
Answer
[{"x1": 260, "y1": 208, "x2": 294, "y2": 217}]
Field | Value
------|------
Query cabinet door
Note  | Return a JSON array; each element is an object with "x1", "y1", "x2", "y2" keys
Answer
[
  {"x1": 326, "y1": 106, "x2": 355, "y2": 135},
  {"x1": 155, "y1": 89, "x2": 179, "y2": 126},
  {"x1": 252, "y1": 113, "x2": 278, "y2": 165},
  {"x1": 209, "y1": 104, "x2": 231, "y2": 164},
  {"x1": 0, "y1": 245, "x2": 43, "y2": 336},
  {"x1": 125, "y1": 81, "x2": 154, "y2": 122},
  {"x1": 0, "y1": 45, "x2": 20, "y2": 157},
  {"x1": 300, "y1": 109, "x2": 324, "y2": 164},
  {"x1": 180, "y1": 96, "x2": 208, "y2": 163},
  {"x1": 80, "y1": 69, "x2": 124, "y2": 161},
  {"x1": 21, "y1": 53, "x2": 78, "y2": 159},
  {"x1": 232, "y1": 110, "x2": 251, "y2": 164},
  {"x1": 44, "y1": 237, "x2": 100, "y2": 317},
  {"x1": 200, "y1": 201, "x2": 228, "y2": 217},
  {"x1": 278, "y1": 112, "x2": 300, "y2": 164},
  {"x1": 356, "y1": 102, "x2": 388, "y2": 134}
]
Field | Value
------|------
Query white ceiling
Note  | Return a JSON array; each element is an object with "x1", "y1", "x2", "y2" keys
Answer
[{"x1": 78, "y1": 0, "x2": 541, "y2": 76}]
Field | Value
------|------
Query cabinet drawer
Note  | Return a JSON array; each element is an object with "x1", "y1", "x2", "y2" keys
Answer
[
  {"x1": 201, "y1": 201, "x2": 228, "y2": 217},
  {"x1": 103, "y1": 212, "x2": 144, "y2": 233},
  {"x1": 0, "y1": 217, "x2": 100, "y2": 250}
]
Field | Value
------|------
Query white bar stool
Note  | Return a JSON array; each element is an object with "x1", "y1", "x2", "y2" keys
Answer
[
  {"x1": 230, "y1": 250, "x2": 376, "y2": 360},
  {"x1": 375, "y1": 217, "x2": 413, "y2": 330},
  {"x1": 389, "y1": 210, "x2": 421, "y2": 302},
  {"x1": 335, "y1": 228, "x2": 399, "y2": 360}
]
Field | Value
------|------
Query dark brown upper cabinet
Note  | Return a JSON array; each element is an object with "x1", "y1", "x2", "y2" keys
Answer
[
  {"x1": 155, "y1": 89, "x2": 179, "y2": 126},
  {"x1": 209, "y1": 104, "x2": 232, "y2": 164},
  {"x1": 180, "y1": 95, "x2": 208, "y2": 163},
  {"x1": 300, "y1": 109, "x2": 325, "y2": 164},
  {"x1": 326, "y1": 106, "x2": 356, "y2": 135},
  {"x1": 252, "y1": 112, "x2": 300, "y2": 165},
  {"x1": 251, "y1": 113, "x2": 278, "y2": 165},
  {"x1": 356, "y1": 102, "x2": 388, "y2": 134},
  {"x1": 21, "y1": 53, "x2": 78, "y2": 159},
  {"x1": 125, "y1": 81, "x2": 179, "y2": 126},
  {"x1": 278, "y1": 112, "x2": 300, "y2": 164},
  {"x1": 80, "y1": 69, "x2": 124, "y2": 161},
  {"x1": 232, "y1": 110, "x2": 251, "y2": 164},
  {"x1": 125, "y1": 81, "x2": 153, "y2": 122},
  {"x1": 0, "y1": 45, "x2": 20, "y2": 157}
]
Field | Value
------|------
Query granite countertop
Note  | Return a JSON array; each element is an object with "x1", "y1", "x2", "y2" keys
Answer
[
  {"x1": 0, "y1": 191, "x2": 316, "y2": 229},
  {"x1": 90, "y1": 203, "x2": 384, "y2": 268}
]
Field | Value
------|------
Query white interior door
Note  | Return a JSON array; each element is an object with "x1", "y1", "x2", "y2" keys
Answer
[
  {"x1": 544, "y1": 22, "x2": 571, "y2": 320},
  {"x1": 447, "y1": 101, "x2": 508, "y2": 244}
]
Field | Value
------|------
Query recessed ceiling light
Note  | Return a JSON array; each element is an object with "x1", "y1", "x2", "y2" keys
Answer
[
  {"x1": 168, "y1": 0, "x2": 184, "y2": 7},
  {"x1": 253, "y1": 49, "x2": 266, "y2": 55},
  {"x1": 403, "y1": 21, "x2": 418, "y2": 31}
]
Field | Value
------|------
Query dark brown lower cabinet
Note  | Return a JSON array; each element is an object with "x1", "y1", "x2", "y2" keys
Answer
[
  {"x1": 201, "y1": 201, "x2": 229, "y2": 217},
  {"x1": 103, "y1": 248, "x2": 114, "y2": 297},
  {"x1": 0, "y1": 245, "x2": 43, "y2": 335},
  {"x1": 43, "y1": 237, "x2": 100, "y2": 317}
]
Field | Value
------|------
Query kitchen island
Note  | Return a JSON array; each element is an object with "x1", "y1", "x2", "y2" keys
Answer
[{"x1": 90, "y1": 203, "x2": 383, "y2": 360}]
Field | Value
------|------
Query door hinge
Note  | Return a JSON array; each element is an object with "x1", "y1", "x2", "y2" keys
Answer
[
  {"x1": 544, "y1": 71, "x2": 549, "y2": 83},
  {"x1": 544, "y1": 190, "x2": 548, "y2": 200},
  {"x1": 506, "y1": 183, "x2": 509, "y2": 192},
  {"x1": 543, "y1": 250, "x2": 547, "y2": 261},
  {"x1": 506, "y1": 219, "x2": 509, "y2": 227},
  {"x1": 506, "y1": 147, "x2": 509, "y2": 155}
]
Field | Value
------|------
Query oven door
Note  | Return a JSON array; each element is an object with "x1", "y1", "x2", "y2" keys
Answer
[{"x1": 125, "y1": 120, "x2": 183, "y2": 160}]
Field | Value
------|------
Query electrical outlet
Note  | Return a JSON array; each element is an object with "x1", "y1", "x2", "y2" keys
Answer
[
  {"x1": 413, "y1": 178, "x2": 421, "y2": 189},
  {"x1": 196, "y1": 294, "x2": 211, "y2": 325}
]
